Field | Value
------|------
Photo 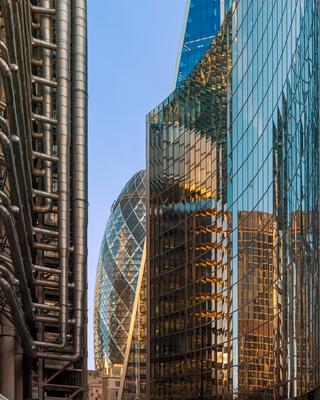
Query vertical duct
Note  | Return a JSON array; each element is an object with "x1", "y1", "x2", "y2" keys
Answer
[
  {"x1": 71, "y1": 0, "x2": 88, "y2": 362},
  {"x1": 56, "y1": 0, "x2": 71, "y2": 348}
]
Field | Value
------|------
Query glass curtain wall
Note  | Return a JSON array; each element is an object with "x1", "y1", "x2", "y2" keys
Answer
[
  {"x1": 176, "y1": 0, "x2": 221, "y2": 86},
  {"x1": 147, "y1": 1, "x2": 319, "y2": 399},
  {"x1": 121, "y1": 258, "x2": 147, "y2": 399},
  {"x1": 231, "y1": 1, "x2": 319, "y2": 397},
  {"x1": 148, "y1": 21, "x2": 232, "y2": 399}
]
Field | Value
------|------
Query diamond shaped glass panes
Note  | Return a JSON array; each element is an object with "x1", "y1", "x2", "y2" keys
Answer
[{"x1": 94, "y1": 171, "x2": 146, "y2": 370}]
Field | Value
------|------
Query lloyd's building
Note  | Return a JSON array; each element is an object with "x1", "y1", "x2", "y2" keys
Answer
[{"x1": 147, "y1": 0, "x2": 320, "y2": 399}]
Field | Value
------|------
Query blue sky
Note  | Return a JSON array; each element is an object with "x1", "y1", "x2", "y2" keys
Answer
[{"x1": 88, "y1": 1, "x2": 186, "y2": 369}]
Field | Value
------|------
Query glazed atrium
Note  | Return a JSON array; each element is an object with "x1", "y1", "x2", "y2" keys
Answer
[{"x1": 147, "y1": 0, "x2": 320, "y2": 399}]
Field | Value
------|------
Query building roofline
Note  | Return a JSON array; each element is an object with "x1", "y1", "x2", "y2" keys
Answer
[{"x1": 172, "y1": 0, "x2": 191, "y2": 90}]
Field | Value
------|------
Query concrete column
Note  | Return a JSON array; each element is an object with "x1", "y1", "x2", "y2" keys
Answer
[
  {"x1": 14, "y1": 341, "x2": 23, "y2": 400},
  {"x1": 1, "y1": 315, "x2": 15, "y2": 400}
]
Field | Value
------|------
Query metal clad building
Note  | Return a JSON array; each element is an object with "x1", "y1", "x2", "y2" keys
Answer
[{"x1": 0, "y1": 1, "x2": 88, "y2": 398}]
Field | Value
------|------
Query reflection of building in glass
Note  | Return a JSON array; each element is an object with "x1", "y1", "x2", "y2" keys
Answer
[
  {"x1": 119, "y1": 248, "x2": 147, "y2": 400},
  {"x1": 175, "y1": 0, "x2": 221, "y2": 86},
  {"x1": 94, "y1": 171, "x2": 146, "y2": 376},
  {"x1": 237, "y1": 211, "x2": 275, "y2": 396},
  {"x1": 147, "y1": 2, "x2": 320, "y2": 399},
  {"x1": 148, "y1": 23, "x2": 232, "y2": 398}
]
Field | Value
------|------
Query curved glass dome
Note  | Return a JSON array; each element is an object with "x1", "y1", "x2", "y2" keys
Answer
[{"x1": 94, "y1": 170, "x2": 147, "y2": 370}]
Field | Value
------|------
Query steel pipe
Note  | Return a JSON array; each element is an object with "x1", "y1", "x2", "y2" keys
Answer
[
  {"x1": 33, "y1": 227, "x2": 59, "y2": 237},
  {"x1": 32, "y1": 58, "x2": 43, "y2": 67},
  {"x1": 33, "y1": 303, "x2": 60, "y2": 312},
  {"x1": 32, "y1": 38, "x2": 57, "y2": 51},
  {"x1": 31, "y1": 5, "x2": 56, "y2": 15},
  {"x1": 33, "y1": 242, "x2": 58, "y2": 252},
  {"x1": 69, "y1": 0, "x2": 88, "y2": 362},
  {"x1": 33, "y1": 189, "x2": 59, "y2": 200},
  {"x1": 33, "y1": 265, "x2": 61, "y2": 275},
  {"x1": 32, "y1": 75, "x2": 57, "y2": 88},
  {"x1": 32, "y1": 113, "x2": 57, "y2": 126},
  {"x1": 33, "y1": 151, "x2": 59, "y2": 162}
]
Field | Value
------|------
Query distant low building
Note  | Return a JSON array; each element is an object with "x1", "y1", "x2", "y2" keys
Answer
[
  {"x1": 103, "y1": 365, "x2": 122, "y2": 400},
  {"x1": 87, "y1": 370, "x2": 103, "y2": 400},
  {"x1": 87, "y1": 366, "x2": 122, "y2": 400}
]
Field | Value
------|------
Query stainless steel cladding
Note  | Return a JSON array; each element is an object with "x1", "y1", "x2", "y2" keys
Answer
[{"x1": 0, "y1": 1, "x2": 88, "y2": 399}]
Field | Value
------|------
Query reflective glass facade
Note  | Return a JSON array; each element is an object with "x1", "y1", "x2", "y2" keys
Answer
[
  {"x1": 120, "y1": 254, "x2": 147, "y2": 400},
  {"x1": 175, "y1": 0, "x2": 221, "y2": 86},
  {"x1": 148, "y1": 2, "x2": 320, "y2": 398},
  {"x1": 94, "y1": 171, "x2": 147, "y2": 371}
]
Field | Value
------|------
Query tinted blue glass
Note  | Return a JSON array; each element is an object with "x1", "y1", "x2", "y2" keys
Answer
[{"x1": 176, "y1": 0, "x2": 220, "y2": 86}]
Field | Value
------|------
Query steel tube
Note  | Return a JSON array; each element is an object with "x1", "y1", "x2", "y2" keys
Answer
[
  {"x1": 33, "y1": 242, "x2": 58, "y2": 252},
  {"x1": 70, "y1": 0, "x2": 88, "y2": 362},
  {"x1": 33, "y1": 151, "x2": 59, "y2": 162},
  {"x1": 31, "y1": 5, "x2": 56, "y2": 15},
  {"x1": 32, "y1": 113, "x2": 57, "y2": 126},
  {"x1": 32, "y1": 38, "x2": 57, "y2": 51},
  {"x1": 33, "y1": 265, "x2": 61, "y2": 275},
  {"x1": 33, "y1": 303, "x2": 60, "y2": 312},
  {"x1": 33, "y1": 227, "x2": 59, "y2": 237},
  {"x1": 33, "y1": 189, "x2": 59, "y2": 200}
]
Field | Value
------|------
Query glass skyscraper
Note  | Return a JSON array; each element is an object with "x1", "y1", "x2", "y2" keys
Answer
[
  {"x1": 147, "y1": 1, "x2": 320, "y2": 399},
  {"x1": 94, "y1": 171, "x2": 146, "y2": 372},
  {"x1": 175, "y1": 0, "x2": 221, "y2": 86}
]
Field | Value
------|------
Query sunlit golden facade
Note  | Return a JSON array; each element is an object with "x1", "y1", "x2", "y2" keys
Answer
[
  {"x1": 237, "y1": 211, "x2": 275, "y2": 396},
  {"x1": 119, "y1": 248, "x2": 147, "y2": 400}
]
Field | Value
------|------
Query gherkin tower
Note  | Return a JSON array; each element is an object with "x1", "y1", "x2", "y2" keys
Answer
[{"x1": 94, "y1": 170, "x2": 146, "y2": 371}]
